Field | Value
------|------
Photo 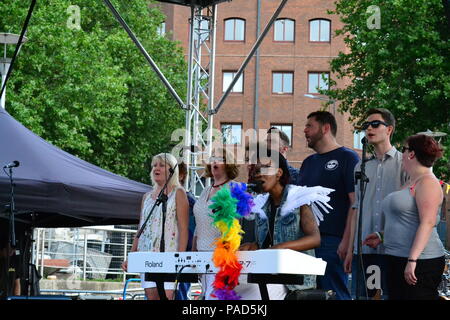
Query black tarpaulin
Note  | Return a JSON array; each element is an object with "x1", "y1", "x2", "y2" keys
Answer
[{"x1": 0, "y1": 108, "x2": 150, "y2": 227}]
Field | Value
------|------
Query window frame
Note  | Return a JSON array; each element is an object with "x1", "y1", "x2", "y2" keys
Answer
[
  {"x1": 221, "y1": 123, "x2": 243, "y2": 145},
  {"x1": 222, "y1": 70, "x2": 244, "y2": 93},
  {"x1": 309, "y1": 18, "x2": 331, "y2": 43},
  {"x1": 307, "y1": 71, "x2": 330, "y2": 94},
  {"x1": 224, "y1": 18, "x2": 246, "y2": 42},
  {"x1": 272, "y1": 71, "x2": 294, "y2": 95},
  {"x1": 273, "y1": 18, "x2": 295, "y2": 42}
]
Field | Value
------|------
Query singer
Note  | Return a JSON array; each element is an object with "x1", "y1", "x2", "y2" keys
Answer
[
  {"x1": 299, "y1": 111, "x2": 360, "y2": 300},
  {"x1": 363, "y1": 134, "x2": 445, "y2": 300},
  {"x1": 192, "y1": 148, "x2": 239, "y2": 300},
  {"x1": 345, "y1": 108, "x2": 408, "y2": 299},
  {"x1": 239, "y1": 150, "x2": 334, "y2": 300},
  {"x1": 121, "y1": 153, "x2": 189, "y2": 300}
]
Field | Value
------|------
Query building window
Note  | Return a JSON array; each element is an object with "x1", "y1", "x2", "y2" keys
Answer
[
  {"x1": 309, "y1": 19, "x2": 331, "y2": 42},
  {"x1": 221, "y1": 123, "x2": 242, "y2": 145},
  {"x1": 354, "y1": 131, "x2": 365, "y2": 150},
  {"x1": 157, "y1": 22, "x2": 166, "y2": 37},
  {"x1": 308, "y1": 72, "x2": 329, "y2": 94},
  {"x1": 272, "y1": 72, "x2": 293, "y2": 94},
  {"x1": 222, "y1": 71, "x2": 243, "y2": 93},
  {"x1": 270, "y1": 124, "x2": 293, "y2": 146},
  {"x1": 224, "y1": 18, "x2": 245, "y2": 41},
  {"x1": 274, "y1": 18, "x2": 295, "y2": 42}
]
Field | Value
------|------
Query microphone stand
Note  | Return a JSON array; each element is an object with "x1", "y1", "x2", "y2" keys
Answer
[
  {"x1": 2, "y1": 165, "x2": 18, "y2": 298},
  {"x1": 354, "y1": 137, "x2": 370, "y2": 300}
]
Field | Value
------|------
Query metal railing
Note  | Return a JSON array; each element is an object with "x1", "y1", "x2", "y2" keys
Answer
[{"x1": 33, "y1": 226, "x2": 139, "y2": 282}]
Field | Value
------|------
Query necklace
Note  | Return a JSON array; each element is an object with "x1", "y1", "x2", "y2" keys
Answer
[{"x1": 212, "y1": 179, "x2": 230, "y2": 188}]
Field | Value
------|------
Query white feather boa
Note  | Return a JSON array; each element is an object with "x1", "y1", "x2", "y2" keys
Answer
[{"x1": 251, "y1": 185, "x2": 334, "y2": 226}]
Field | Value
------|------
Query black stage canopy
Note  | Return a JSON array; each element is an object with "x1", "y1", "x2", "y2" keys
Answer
[{"x1": 0, "y1": 108, "x2": 150, "y2": 228}]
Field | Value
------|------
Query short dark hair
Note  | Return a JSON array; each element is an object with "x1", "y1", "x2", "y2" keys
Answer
[
  {"x1": 307, "y1": 111, "x2": 337, "y2": 137},
  {"x1": 267, "y1": 127, "x2": 290, "y2": 147},
  {"x1": 249, "y1": 149, "x2": 291, "y2": 186},
  {"x1": 406, "y1": 134, "x2": 444, "y2": 168},
  {"x1": 366, "y1": 108, "x2": 396, "y2": 136}
]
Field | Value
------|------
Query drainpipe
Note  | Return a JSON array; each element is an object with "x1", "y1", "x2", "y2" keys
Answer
[{"x1": 253, "y1": 0, "x2": 261, "y2": 132}]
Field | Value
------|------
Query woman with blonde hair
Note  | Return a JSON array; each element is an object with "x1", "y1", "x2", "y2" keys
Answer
[{"x1": 122, "y1": 153, "x2": 189, "y2": 300}]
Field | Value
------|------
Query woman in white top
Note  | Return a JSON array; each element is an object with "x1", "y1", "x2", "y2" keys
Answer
[
  {"x1": 122, "y1": 153, "x2": 189, "y2": 300},
  {"x1": 192, "y1": 148, "x2": 239, "y2": 299}
]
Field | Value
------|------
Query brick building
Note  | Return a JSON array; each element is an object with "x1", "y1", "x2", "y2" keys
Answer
[{"x1": 159, "y1": 0, "x2": 362, "y2": 169}]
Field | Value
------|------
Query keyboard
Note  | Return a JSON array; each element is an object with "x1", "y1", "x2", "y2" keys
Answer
[{"x1": 128, "y1": 249, "x2": 326, "y2": 276}]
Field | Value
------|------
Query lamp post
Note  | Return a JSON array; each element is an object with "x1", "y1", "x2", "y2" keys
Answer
[
  {"x1": 0, "y1": 33, "x2": 28, "y2": 109},
  {"x1": 304, "y1": 93, "x2": 336, "y2": 115}
]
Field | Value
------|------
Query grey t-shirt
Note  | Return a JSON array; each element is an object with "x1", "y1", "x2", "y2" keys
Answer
[{"x1": 382, "y1": 187, "x2": 444, "y2": 259}]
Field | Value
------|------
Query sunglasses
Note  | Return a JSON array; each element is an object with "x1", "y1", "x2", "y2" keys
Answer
[
  {"x1": 362, "y1": 120, "x2": 389, "y2": 130},
  {"x1": 401, "y1": 146, "x2": 412, "y2": 153}
]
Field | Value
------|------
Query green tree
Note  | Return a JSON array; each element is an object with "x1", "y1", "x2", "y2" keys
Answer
[
  {"x1": 1, "y1": 0, "x2": 187, "y2": 183},
  {"x1": 326, "y1": 0, "x2": 449, "y2": 179}
]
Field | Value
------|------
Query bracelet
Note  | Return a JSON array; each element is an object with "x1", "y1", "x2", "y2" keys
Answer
[
  {"x1": 408, "y1": 259, "x2": 417, "y2": 263},
  {"x1": 375, "y1": 231, "x2": 384, "y2": 243}
]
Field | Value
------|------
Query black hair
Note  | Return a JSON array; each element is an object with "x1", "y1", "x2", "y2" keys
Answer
[{"x1": 307, "y1": 111, "x2": 337, "y2": 137}]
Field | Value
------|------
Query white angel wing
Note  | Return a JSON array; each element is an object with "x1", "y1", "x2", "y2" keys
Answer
[
  {"x1": 251, "y1": 193, "x2": 270, "y2": 220},
  {"x1": 280, "y1": 185, "x2": 334, "y2": 226}
]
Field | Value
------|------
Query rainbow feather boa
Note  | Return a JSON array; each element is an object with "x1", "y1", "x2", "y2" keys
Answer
[{"x1": 208, "y1": 182, "x2": 254, "y2": 300}]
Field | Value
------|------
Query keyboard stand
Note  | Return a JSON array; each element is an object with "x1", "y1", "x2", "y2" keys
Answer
[
  {"x1": 145, "y1": 273, "x2": 304, "y2": 300},
  {"x1": 145, "y1": 273, "x2": 199, "y2": 300},
  {"x1": 247, "y1": 274, "x2": 304, "y2": 300}
]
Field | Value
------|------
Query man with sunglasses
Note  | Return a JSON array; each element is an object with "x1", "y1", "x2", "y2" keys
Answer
[{"x1": 344, "y1": 108, "x2": 408, "y2": 299}]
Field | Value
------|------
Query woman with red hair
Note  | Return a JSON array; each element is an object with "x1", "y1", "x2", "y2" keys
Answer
[{"x1": 364, "y1": 134, "x2": 446, "y2": 299}]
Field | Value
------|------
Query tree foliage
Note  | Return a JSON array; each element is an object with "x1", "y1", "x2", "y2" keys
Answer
[
  {"x1": 326, "y1": 0, "x2": 449, "y2": 179},
  {"x1": 0, "y1": 0, "x2": 187, "y2": 183}
]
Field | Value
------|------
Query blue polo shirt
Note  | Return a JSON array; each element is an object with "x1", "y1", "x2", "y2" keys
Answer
[{"x1": 298, "y1": 147, "x2": 360, "y2": 238}]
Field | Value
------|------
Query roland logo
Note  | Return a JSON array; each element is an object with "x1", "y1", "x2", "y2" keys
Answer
[{"x1": 145, "y1": 261, "x2": 163, "y2": 268}]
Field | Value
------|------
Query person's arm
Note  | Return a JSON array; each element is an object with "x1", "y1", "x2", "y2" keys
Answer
[
  {"x1": 239, "y1": 242, "x2": 259, "y2": 251},
  {"x1": 338, "y1": 192, "x2": 356, "y2": 260},
  {"x1": 192, "y1": 235, "x2": 198, "y2": 251},
  {"x1": 404, "y1": 177, "x2": 443, "y2": 285},
  {"x1": 271, "y1": 205, "x2": 320, "y2": 251},
  {"x1": 343, "y1": 207, "x2": 357, "y2": 273},
  {"x1": 13, "y1": 278, "x2": 20, "y2": 296},
  {"x1": 175, "y1": 188, "x2": 190, "y2": 252}
]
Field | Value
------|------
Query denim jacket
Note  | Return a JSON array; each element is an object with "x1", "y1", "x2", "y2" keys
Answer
[{"x1": 254, "y1": 184, "x2": 316, "y2": 290}]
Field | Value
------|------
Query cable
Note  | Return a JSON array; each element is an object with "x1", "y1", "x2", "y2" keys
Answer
[
  {"x1": 199, "y1": 264, "x2": 210, "y2": 300},
  {"x1": 173, "y1": 264, "x2": 195, "y2": 300}
]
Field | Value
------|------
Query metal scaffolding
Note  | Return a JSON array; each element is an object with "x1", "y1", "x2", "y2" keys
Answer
[
  {"x1": 104, "y1": 0, "x2": 288, "y2": 194},
  {"x1": 185, "y1": 5, "x2": 217, "y2": 194}
]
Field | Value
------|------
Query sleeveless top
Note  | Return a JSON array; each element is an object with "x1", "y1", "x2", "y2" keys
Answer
[
  {"x1": 193, "y1": 185, "x2": 223, "y2": 251},
  {"x1": 137, "y1": 188, "x2": 180, "y2": 253},
  {"x1": 382, "y1": 186, "x2": 444, "y2": 259}
]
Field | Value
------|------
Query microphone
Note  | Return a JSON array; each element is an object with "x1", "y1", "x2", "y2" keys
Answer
[
  {"x1": 361, "y1": 137, "x2": 368, "y2": 145},
  {"x1": 247, "y1": 181, "x2": 264, "y2": 194},
  {"x1": 3, "y1": 161, "x2": 20, "y2": 168}
]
